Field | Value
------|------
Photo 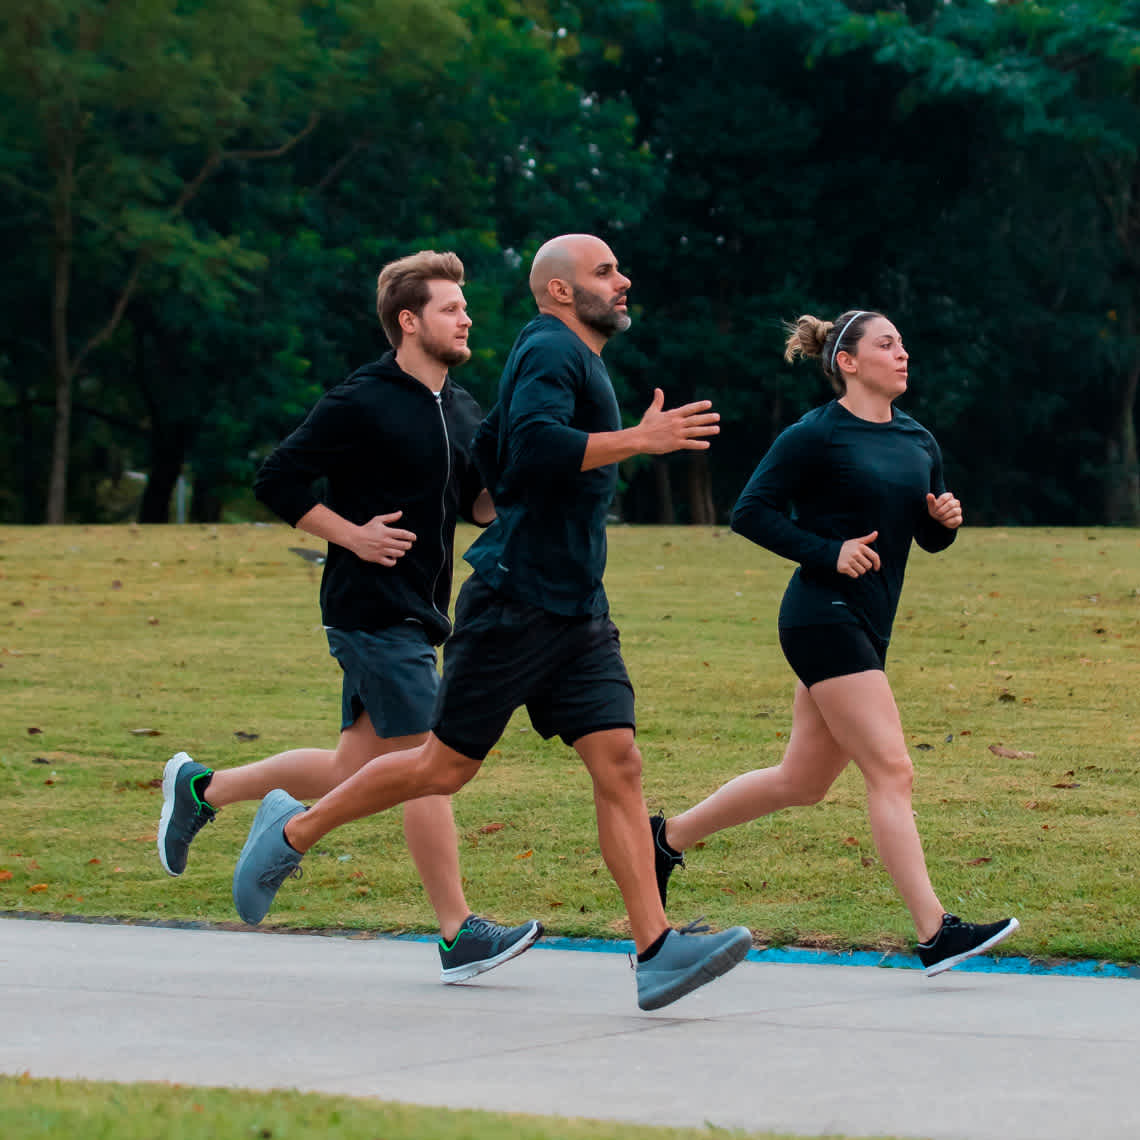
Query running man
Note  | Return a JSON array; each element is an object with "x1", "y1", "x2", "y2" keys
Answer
[
  {"x1": 158, "y1": 250, "x2": 542, "y2": 983},
  {"x1": 230, "y1": 234, "x2": 754, "y2": 1011}
]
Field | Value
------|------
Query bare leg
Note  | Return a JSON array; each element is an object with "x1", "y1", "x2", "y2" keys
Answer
[
  {"x1": 575, "y1": 728, "x2": 669, "y2": 953},
  {"x1": 808, "y1": 670, "x2": 945, "y2": 941},
  {"x1": 203, "y1": 713, "x2": 418, "y2": 807},
  {"x1": 204, "y1": 716, "x2": 471, "y2": 939},
  {"x1": 283, "y1": 732, "x2": 481, "y2": 856},
  {"x1": 666, "y1": 681, "x2": 850, "y2": 851}
]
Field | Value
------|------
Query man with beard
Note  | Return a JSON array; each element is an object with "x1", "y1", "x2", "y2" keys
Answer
[
  {"x1": 158, "y1": 250, "x2": 543, "y2": 983},
  {"x1": 231, "y1": 234, "x2": 754, "y2": 1011}
]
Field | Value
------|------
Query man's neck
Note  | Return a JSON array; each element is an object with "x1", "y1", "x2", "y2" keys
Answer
[
  {"x1": 394, "y1": 346, "x2": 447, "y2": 393},
  {"x1": 540, "y1": 306, "x2": 607, "y2": 356}
]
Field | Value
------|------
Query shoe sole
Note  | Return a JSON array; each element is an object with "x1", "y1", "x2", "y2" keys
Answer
[
  {"x1": 923, "y1": 917, "x2": 1020, "y2": 977},
  {"x1": 157, "y1": 752, "x2": 191, "y2": 877},
  {"x1": 638, "y1": 928, "x2": 752, "y2": 1011},
  {"x1": 440, "y1": 921, "x2": 544, "y2": 984}
]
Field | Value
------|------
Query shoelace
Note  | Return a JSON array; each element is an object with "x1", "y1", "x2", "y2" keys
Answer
[
  {"x1": 257, "y1": 860, "x2": 304, "y2": 888},
  {"x1": 629, "y1": 916, "x2": 712, "y2": 970}
]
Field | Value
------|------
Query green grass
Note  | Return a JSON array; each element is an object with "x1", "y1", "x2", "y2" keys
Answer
[
  {"x1": 1, "y1": 523, "x2": 1138, "y2": 961},
  {"x1": 0, "y1": 1075, "x2": 908, "y2": 1140}
]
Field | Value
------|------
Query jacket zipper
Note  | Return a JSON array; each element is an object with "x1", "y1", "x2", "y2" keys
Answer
[{"x1": 430, "y1": 391, "x2": 452, "y2": 636}]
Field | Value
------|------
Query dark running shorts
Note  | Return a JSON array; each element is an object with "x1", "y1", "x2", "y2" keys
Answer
[
  {"x1": 325, "y1": 625, "x2": 439, "y2": 738},
  {"x1": 432, "y1": 574, "x2": 636, "y2": 761},
  {"x1": 778, "y1": 622, "x2": 888, "y2": 688}
]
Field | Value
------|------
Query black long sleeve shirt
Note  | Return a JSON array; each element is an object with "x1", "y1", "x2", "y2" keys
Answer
[
  {"x1": 465, "y1": 315, "x2": 621, "y2": 616},
  {"x1": 254, "y1": 352, "x2": 484, "y2": 644},
  {"x1": 731, "y1": 400, "x2": 956, "y2": 645}
]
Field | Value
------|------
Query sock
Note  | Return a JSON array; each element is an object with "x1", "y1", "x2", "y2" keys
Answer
[
  {"x1": 636, "y1": 929, "x2": 670, "y2": 963},
  {"x1": 191, "y1": 771, "x2": 214, "y2": 808},
  {"x1": 657, "y1": 825, "x2": 682, "y2": 860}
]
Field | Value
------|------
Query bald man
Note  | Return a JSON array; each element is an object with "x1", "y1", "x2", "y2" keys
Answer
[{"x1": 232, "y1": 234, "x2": 754, "y2": 1011}]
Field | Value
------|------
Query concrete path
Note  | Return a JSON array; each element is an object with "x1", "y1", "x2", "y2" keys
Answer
[{"x1": 3, "y1": 916, "x2": 1137, "y2": 1140}]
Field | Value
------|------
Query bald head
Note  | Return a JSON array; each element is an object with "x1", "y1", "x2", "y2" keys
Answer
[{"x1": 529, "y1": 234, "x2": 611, "y2": 305}]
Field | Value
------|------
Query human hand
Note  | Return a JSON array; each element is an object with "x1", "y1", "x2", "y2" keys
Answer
[
  {"x1": 836, "y1": 531, "x2": 880, "y2": 578},
  {"x1": 926, "y1": 491, "x2": 963, "y2": 530},
  {"x1": 636, "y1": 388, "x2": 720, "y2": 455},
  {"x1": 351, "y1": 511, "x2": 416, "y2": 566}
]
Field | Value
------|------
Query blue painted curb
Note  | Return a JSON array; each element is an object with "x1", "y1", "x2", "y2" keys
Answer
[{"x1": 390, "y1": 930, "x2": 1140, "y2": 979}]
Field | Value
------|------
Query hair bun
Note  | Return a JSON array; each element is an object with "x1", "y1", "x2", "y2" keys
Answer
[{"x1": 783, "y1": 315, "x2": 832, "y2": 363}]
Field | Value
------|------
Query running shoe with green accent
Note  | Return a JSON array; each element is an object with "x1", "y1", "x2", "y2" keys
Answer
[
  {"x1": 232, "y1": 789, "x2": 306, "y2": 925},
  {"x1": 636, "y1": 923, "x2": 752, "y2": 1011},
  {"x1": 649, "y1": 810, "x2": 684, "y2": 907},
  {"x1": 439, "y1": 916, "x2": 544, "y2": 983},
  {"x1": 157, "y1": 752, "x2": 216, "y2": 876}
]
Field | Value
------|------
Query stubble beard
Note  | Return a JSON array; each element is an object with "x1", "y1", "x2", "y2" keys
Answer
[{"x1": 572, "y1": 284, "x2": 632, "y2": 338}]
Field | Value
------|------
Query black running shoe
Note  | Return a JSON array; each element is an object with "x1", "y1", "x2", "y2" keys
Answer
[
  {"x1": 158, "y1": 752, "x2": 216, "y2": 876},
  {"x1": 438, "y1": 916, "x2": 543, "y2": 983},
  {"x1": 649, "y1": 811, "x2": 684, "y2": 908},
  {"x1": 917, "y1": 913, "x2": 1020, "y2": 976}
]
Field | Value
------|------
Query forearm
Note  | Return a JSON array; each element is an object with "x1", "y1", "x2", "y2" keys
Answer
[
  {"x1": 580, "y1": 425, "x2": 648, "y2": 471},
  {"x1": 296, "y1": 503, "x2": 359, "y2": 554}
]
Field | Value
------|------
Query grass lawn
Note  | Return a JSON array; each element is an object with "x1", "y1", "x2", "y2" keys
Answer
[
  {"x1": 1, "y1": 523, "x2": 1138, "y2": 961},
  {"x1": 0, "y1": 1074, "x2": 908, "y2": 1140}
]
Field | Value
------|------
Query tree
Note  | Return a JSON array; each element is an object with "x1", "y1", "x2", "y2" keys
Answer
[{"x1": 0, "y1": 0, "x2": 467, "y2": 521}]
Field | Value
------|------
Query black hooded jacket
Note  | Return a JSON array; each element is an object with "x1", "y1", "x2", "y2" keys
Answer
[{"x1": 254, "y1": 352, "x2": 485, "y2": 644}]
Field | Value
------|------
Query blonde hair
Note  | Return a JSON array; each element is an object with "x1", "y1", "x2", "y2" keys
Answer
[
  {"x1": 376, "y1": 251, "x2": 465, "y2": 346},
  {"x1": 783, "y1": 310, "x2": 881, "y2": 395}
]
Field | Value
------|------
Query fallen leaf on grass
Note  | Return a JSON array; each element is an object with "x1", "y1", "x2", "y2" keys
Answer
[
  {"x1": 966, "y1": 857, "x2": 992, "y2": 866},
  {"x1": 87, "y1": 858, "x2": 101, "y2": 865},
  {"x1": 989, "y1": 744, "x2": 1037, "y2": 759},
  {"x1": 915, "y1": 743, "x2": 934, "y2": 751},
  {"x1": 478, "y1": 822, "x2": 504, "y2": 834},
  {"x1": 233, "y1": 731, "x2": 260, "y2": 742},
  {"x1": 27, "y1": 727, "x2": 42, "y2": 735},
  {"x1": 0, "y1": 870, "x2": 12, "y2": 882},
  {"x1": 515, "y1": 849, "x2": 533, "y2": 860},
  {"x1": 842, "y1": 837, "x2": 859, "y2": 846},
  {"x1": 27, "y1": 883, "x2": 48, "y2": 893},
  {"x1": 33, "y1": 757, "x2": 50, "y2": 764},
  {"x1": 130, "y1": 728, "x2": 162, "y2": 737},
  {"x1": 1051, "y1": 782, "x2": 1080, "y2": 789}
]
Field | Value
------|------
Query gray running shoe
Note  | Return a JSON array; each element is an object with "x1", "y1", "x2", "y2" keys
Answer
[
  {"x1": 636, "y1": 923, "x2": 753, "y2": 1011},
  {"x1": 232, "y1": 790, "x2": 306, "y2": 925},
  {"x1": 438, "y1": 916, "x2": 544, "y2": 983},
  {"x1": 917, "y1": 914, "x2": 1020, "y2": 977},
  {"x1": 157, "y1": 752, "x2": 216, "y2": 876}
]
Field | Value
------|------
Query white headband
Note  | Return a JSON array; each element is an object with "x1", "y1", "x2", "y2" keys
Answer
[{"x1": 829, "y1": 311, "x2": 866, "y2": 373}]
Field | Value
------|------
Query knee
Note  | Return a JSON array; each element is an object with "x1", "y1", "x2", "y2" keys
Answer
[
  {"x1": 418, "y1": 750, "x2": 479, "y2": 796},
  {"x1": 788, "y1": 780, "x2": 831, "y2": 808},
  {"x1": 866, "y1": 751, "x2": 914, "y2": 796},
  {"x1": 592, "y1": 741, "x2": 644, "y2": 794},
  {"x1": 779, "y1": 768, "x2": 834, "y2": 808}
]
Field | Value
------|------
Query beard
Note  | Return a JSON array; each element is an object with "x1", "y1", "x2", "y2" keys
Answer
[
  {"x1": 419, "y1": 325, "x2": 471, "y2": 368},
  {"x1": 572, "y1": 284, "x2": 632, "y2": 337}
]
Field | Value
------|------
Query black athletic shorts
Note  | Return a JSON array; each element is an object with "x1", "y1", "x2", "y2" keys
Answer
[
  {"x1": 432, "y1": 574, "x2": 636, "y2": 761},
  {"x1": 778, "y1": 622, "x2": 888, "y2": 688}
]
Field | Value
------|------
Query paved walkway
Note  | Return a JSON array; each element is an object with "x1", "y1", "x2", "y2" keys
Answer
[{"x1": 3, "y1": 916, "x2": 1138, "y2": 1140}]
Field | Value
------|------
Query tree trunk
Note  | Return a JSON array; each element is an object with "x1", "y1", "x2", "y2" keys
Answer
[
  {"x1": 189, "y1": 472, "x2": 224, "y2": 523},
  {"x1": 1106, "y1": 357, "x2": 1140, "y2": 525},
  {"x1": 653, "y1": 457, "x2": 675, "y2": 524},
  {"x1": 139, "y1": 430, "x2": 188, "y2": 523},
  {"x1": 46, "y1": 147, "x2": 75, "y2": 524},
  {"x1": 687, "y1": 451, "x2": 716, "y2": 525}
]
